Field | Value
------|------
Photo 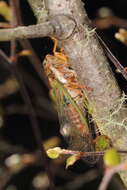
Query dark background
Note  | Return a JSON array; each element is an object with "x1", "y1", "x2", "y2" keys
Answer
[{"x1": 0, "y1": 0, "x2": 127, "y2": 189}]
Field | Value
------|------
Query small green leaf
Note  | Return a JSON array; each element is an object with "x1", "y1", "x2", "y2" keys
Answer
[
  {"x1": 95, "y1": 135, "x2": 111, "y2": 151},
  {"x1": 46, "y1": 147, "x2": 62, "y2": 159},
  {"x1": 103, "y1": 148, "x2": 121, "y2": 167},
  {"x1": 66, "y1": 154, "x2": 80, "y2": 168}
]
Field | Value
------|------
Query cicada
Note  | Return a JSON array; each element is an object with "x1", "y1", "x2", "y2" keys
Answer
[{"x1": 43, "y1": 38, "x2": 99, "y2": 164}]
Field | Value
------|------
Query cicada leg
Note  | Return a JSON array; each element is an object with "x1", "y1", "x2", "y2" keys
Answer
[
  {"x1": 51, "y1": 36, "x2": 58, "y2": 55},
  {"x1": 51, "y1": 36, "x2": 68, "y2": 62}
]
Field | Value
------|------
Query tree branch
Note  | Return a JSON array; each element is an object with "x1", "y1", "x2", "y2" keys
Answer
[
  {"x1": 0, "y1": 22, "x2": 54, "y2": 41},
  {"x1": 0, "y1": 13, "x2": 76, "y2": 41}
]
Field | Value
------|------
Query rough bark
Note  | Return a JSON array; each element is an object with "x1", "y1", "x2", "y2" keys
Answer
[{"x1": 27, "y1": 0, "x2": 49, "y2": 23}]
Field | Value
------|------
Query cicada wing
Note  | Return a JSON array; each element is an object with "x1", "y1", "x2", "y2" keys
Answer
[
  {"x1": 54, "y1": 85, "x2": 80, "y2": 144},
  {"x1": 54, "y1": 85, "x2": 99, "y2": 164},
  {"x1": 54, "y1": 86, "x2": 72, "y2": 142},
  {"x1": 55, "y1": 86, "x2": 88, "y2": 146}
]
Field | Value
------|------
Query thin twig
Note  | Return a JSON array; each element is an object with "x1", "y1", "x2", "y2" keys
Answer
[
  {"x1": 93, "y1": 16, "x2": 127, "y2": 29},
  {"x1": 97, "y1": 33, "x2": 127, "y2": 81},
  {"x1": 18, "y1": 65, "x2": 56, "y2": 118},
  {"x1": 98, "y1": 162, "x2": 127, "y2": 190},
  {"x1": 12, "y1": 0, "x2": 48, "y2": 86},
  {"x1": 5, "y1": 103, "x2": 57, "y2": 120},
  {"x1": 8, "y1": 51, "x2": 55, "y2": 189},
  {"x1": 9, "y1": 0, "x2": 17, "y2": 62},
  {"x1": 9, "y1": 1, "x2": 55, "y2": 189},
  {"x1": 57, "y1": 169, "x2": 99, "y2": 190}
]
